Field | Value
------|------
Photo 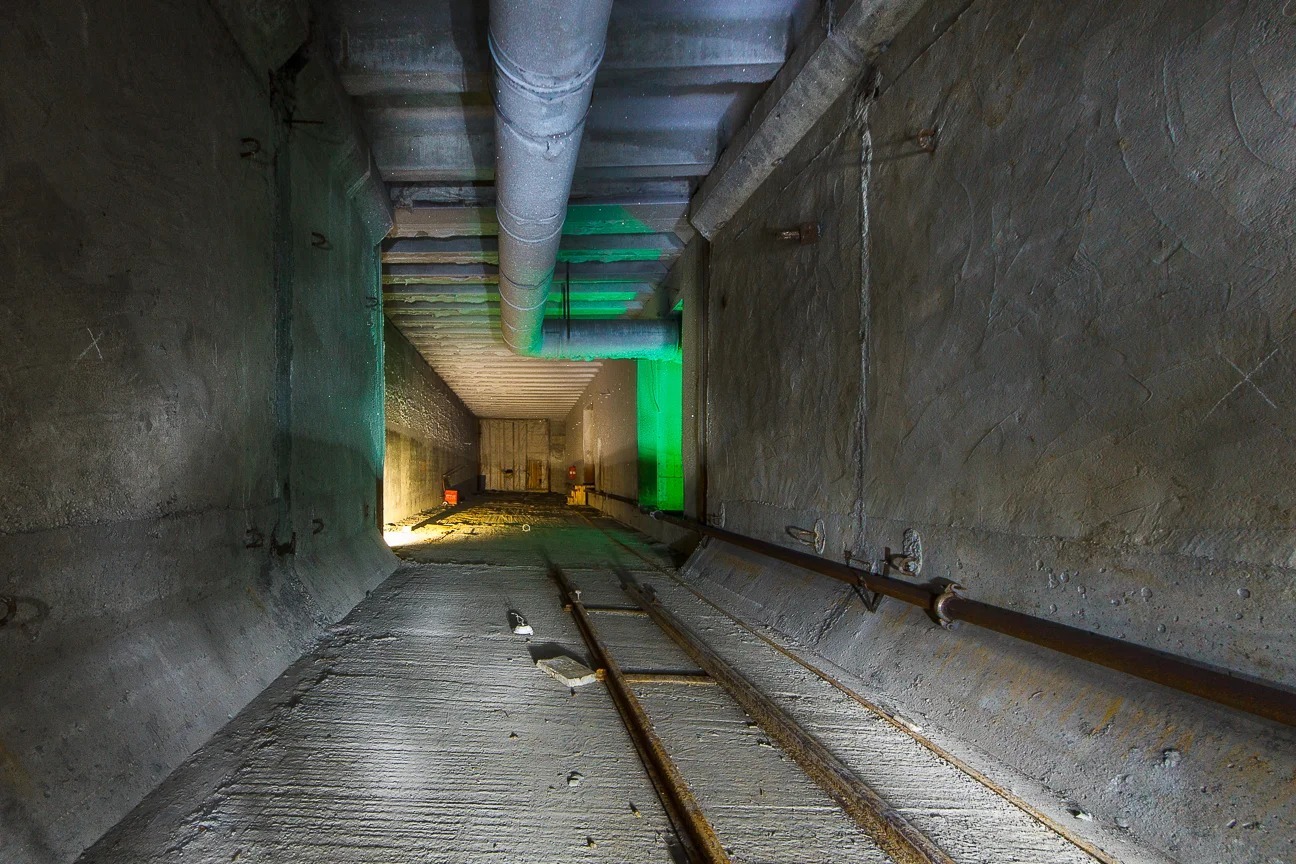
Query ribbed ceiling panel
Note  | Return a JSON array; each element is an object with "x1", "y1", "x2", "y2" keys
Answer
[{"x1": 324, "y1": 0, "x2": 820, "y2": 419}]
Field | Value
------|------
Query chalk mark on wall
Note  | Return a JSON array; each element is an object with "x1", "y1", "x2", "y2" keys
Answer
[
  {"x1": 76, "y1": 328, "x2": 104, "y2": 361},
  {"x1": 1205, "y1": 347, "x2": 1281, "y2": 419}
]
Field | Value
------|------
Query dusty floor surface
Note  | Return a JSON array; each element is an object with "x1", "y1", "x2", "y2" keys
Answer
[{"x1": 80, "y1": 495, "x2": 1102, "y2": 863}]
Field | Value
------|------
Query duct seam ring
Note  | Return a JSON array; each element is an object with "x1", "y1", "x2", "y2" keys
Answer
[
  {"x1": 497, "y1": 216, "x2": 564, "y2": 246},
  {"x1": 500, "y1": 294, "x2": 551, "y2": 313},
  {"x1": 496, "y1": 115, "x2": 587, "y2": 146},
  {"x1": 487, "y1": 33, "x2": 606, "y2": 99}
]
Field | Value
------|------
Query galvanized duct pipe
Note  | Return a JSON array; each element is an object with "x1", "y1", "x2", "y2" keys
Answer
[
  {"x1": 536, "y1": 318, "x2": 679, "y2": 360},
  {"x1": 489, "y1": 0, "x2": 680, "y2": 359}
]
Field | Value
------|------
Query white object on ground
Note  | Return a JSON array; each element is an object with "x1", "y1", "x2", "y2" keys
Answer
[
  {"x1": 536, "y1": 655, "x2": 598, "y2": 687},
  {"x1": 508, "y1": 611, "x2": 533, "y2": 636}
]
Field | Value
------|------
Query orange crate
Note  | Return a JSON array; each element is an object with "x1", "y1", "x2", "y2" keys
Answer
[{"x1": 444, "y1": 489, "x2": 459, "y2": 506}]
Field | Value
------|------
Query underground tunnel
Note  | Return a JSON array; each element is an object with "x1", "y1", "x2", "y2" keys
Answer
[{"x1": 1, "y1": 0, "x2": 1295, "y2": 862}]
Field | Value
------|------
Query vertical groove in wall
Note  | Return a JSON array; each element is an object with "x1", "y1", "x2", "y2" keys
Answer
[
  {"x1": 372, "y1": 246, "x2": 385, "y2": 527},
  {"x1": 697, "y1": 239, "x2": 711, "y2": 521},
  {"x1": 854, "y1": 104, "x2": 873, "y2": 556},
  {"x1": 271, "y1": 64, "x2": 298, "y2": 542}
]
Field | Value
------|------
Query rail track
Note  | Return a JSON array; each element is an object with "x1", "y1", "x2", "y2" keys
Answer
[
  {"x1": 554, "y1": 563, "x2": 961, "y2": 864},
  {"x1": 550, "y1": 531, "x2": 1113, "y2": 864}
]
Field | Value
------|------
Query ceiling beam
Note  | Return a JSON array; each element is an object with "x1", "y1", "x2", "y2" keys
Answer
[
  {"x1": 331, "y1": 1, "x2": 796, "y2": 97},
  {"x1": 385, "y1": 303, "x2": 641, "y2": 317},
  {"x1": 689, "y1": 0, "x2": 929, "y2": 239},
  {"x1": 382, "y1": 261, "x2": 669, "y2": 285},
  {"x1": 370, "y1": 120, "x2": 719, "y2": 184},
  {"x1": 389, "y1": 201, "x2": 690, "y2": 239},
  {"x1": 389, "y1": 179, "x2": 693, "y2": 207},
  {"x1": 382, "y1": 234, "x2": 684, "y2": 265},
  {"x1": 383, "y1": 285, "x2": 647, "y2": 299}
]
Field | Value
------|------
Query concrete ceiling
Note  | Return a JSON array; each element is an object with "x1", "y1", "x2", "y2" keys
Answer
[{"x1": 323, "y1": 0, "x2": 820, "y2": 420}]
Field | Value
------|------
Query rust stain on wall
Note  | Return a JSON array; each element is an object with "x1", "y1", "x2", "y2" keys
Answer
[{"x1": 0, "y1": 738, "x2": 33, "y2": 795}]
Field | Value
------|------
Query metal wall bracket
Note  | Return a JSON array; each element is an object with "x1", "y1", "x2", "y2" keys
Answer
[
  {"x1": 786, "y1": 518, "x2": 827, "y2": 555},
  {"x1": 852, "y1": 582, "x2": 885, "y2": 613},
  {"x1": 885, "y1": 528, "x2": 924, "y2": 576},
  {"x1": 777, "y1": 221, "x2": 820, "y2": 244},
  {"x1": 843, "y1": 550, "x2": 884, "y2": 613}
]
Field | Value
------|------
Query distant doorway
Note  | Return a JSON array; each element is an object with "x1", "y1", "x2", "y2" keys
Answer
[{"x1": 480, "y1": 419, "x2": 550, "y2": 492}]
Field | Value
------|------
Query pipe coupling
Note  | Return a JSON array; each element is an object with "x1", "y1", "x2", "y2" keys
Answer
[{"x1": 929, "y1": 581, "x2": 963, "y2": 629}]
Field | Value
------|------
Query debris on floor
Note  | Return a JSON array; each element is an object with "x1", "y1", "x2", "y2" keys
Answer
[
  {"x1": 508, "y1": 610, "x2": 533, "y2": 635},
  {"x1": 536, "y1": 655, "x2": 598, "y2": 687}
]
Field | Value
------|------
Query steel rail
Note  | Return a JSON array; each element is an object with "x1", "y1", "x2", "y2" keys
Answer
[
  {"x1": 580, "y1": 511, "x2": 1120, "y2": 863},
  {"x1": 583, "y1": 604, "x2": 650, "y2": 616},
  {"x1": 586, "y1": 489, "x2": 1296, "y2": 728},
  {"x1": 549, "y1": 565, "x2": 731, "y2": 863},
  {"x1": 618, "y1": 570, "x2": 956, "y2": 864},
  {"x1": 622, "y1": 671, "x2": 717, "y2": 686}
]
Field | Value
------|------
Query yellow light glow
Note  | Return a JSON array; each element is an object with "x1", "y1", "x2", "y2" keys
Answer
[{"x1": 383, "y1": 526, "x2": 418, "y2": 547}]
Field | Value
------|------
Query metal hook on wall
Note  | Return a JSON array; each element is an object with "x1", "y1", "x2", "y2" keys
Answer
[{"x1": 785, "y1": 519, "x2": 826, "y2": 555}]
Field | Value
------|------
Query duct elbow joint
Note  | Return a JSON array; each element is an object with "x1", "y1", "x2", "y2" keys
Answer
[{"x1": 534, "y1": 318, "x2": 681, "y2": 361}]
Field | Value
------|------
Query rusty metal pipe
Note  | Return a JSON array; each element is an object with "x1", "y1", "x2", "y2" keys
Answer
[
  {"x1": 942, "y1": 596, "x2": 1296, "y2": 727},
  {"x1": 585, "y1": 490, "x2": 1296, "y2": 728},
  {"x1": 590, "y1": 490, "x2": 930, "y2": 606}
]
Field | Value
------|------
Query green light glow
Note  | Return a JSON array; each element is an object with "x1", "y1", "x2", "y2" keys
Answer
[
  {"x1": 637, "y1": 357, "x2": 684, "y2": 512},
  {"x1": 562, "y1": 204, "x2": 655, "y2": 235}
]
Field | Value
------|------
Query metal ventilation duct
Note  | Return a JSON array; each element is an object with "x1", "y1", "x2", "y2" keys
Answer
[{"x1": 490, "y1": 0, "x2": 680, "y2": 359}]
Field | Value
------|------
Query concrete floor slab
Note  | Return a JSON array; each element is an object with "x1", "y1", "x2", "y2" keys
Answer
[
  {"x1": 80, "y1": 561, "x2": 675, "y2": 863},
  {"x1": 79, "y1": 497, "x2": 1104, "y2": 863}
]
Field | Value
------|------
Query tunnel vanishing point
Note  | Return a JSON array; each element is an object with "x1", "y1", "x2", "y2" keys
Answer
[{"x1": 2, "y1": 1, "x2": 1295, "y2": 862}]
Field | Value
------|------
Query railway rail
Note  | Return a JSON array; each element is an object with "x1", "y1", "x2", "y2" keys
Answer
[{"x1": 551, "y1": 556, "x2": 1106, "y2": 864}]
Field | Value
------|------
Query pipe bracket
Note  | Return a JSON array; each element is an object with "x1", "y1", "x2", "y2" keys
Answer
[
  {"x1": 930, "y1": 581, "x2": 963, "y2": 629},
  {"x1": 785, "y1": 519, "x2": 826, "y2": 554}
]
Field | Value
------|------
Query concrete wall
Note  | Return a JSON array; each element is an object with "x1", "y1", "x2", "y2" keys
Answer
[
  {"x1": 549, "y1": 429, "x2": 568, "y2": 496},
  {"x1": 659, "y1": 237, "x2": 708, "y2": 519},
  {"x1": 564, "y1": 361, "x2": 640, "y2": 500},
  {"x1": 0, "y1": 2, "x2": 396, "y2": 861},
  {"x1": 563, "y1": 245, "x2": 706, "y2": 545},
  {"x1": 566, "y1": 361, "x2": 697, "y2": 552},
  {"x1": 383, "y1": 321, "x2": 477, "y2": 522},
  {"x1": 480, "y1": 419, "x2": 551, "y2": 492},
  {"x1": 678, "y1": 1, "x2": 1296, "y2": 863}
]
